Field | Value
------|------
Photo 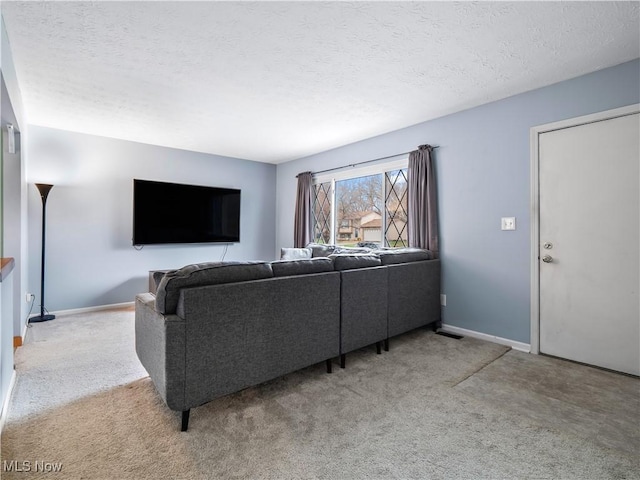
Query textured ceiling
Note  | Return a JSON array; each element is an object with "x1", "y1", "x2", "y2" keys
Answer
[{"x1": 2, "y1": 1, "x2": 639, "y2": 163}]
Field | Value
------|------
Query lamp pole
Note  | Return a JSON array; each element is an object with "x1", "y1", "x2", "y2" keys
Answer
[{"x1": 30, "y1": 183, "x2": 55, "y2": 323}]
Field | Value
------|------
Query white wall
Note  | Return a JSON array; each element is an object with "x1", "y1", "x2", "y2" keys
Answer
[
  {"x1": 26, "y1": 126, "x2": 277, "y2": 312},
  {"x1": 2, "y1": 120, "x2": 22, "y2": 335},
  {"x1": 1, "y1": 11, "x2": 26, "y2": 426},
  {"x1": 0, "y1": 265, "x2": 14, "y2": 424},
  {"x1": 276, "y1": 59, "x2": 640, "y2": 345}
]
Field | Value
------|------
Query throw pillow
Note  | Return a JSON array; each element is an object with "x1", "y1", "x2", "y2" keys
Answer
[{"x1": 280, "y1": 247, "x2": 312, "y2": 260}]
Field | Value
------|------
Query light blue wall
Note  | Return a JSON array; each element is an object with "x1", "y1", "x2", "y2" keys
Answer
[
  {"x1": 0, "y1": 11, "x2": 27, "y2": 419},
  {"x1": 2, "y1": 15, "x2": 28, "y2": 331},
  {"x1": 276, "y1": 59, "x2": 640, "y2": 344},
  {"x1": 2, "y1": 78, "x2": 24, "y2": 337},
  {"x1": 1, "y1": 16, "x2": 24, "y2": 129},
  {"x1": 27, "y1": 126, "x2": 277, "y2": 311}
]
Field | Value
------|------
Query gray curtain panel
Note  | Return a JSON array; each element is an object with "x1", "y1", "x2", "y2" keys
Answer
[
  {"x1": 294, "y1": 172, "x2": 313, "y2": 247},
  {"x1": 408, "y1": 145, "x2": 439, "y2": 255}
]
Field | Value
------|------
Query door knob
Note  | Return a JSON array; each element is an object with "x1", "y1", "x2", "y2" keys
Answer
[{"x1": 542, "y1": 255, "x2": 553, "y2": 263}]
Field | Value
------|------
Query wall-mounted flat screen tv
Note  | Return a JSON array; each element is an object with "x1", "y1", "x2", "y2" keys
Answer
[{"x1": 133, "y1": 179, "x2": 240, "y2": 245}]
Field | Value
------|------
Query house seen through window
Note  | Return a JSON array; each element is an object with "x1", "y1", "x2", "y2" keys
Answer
[{"x1": 312, "y1": 161, "x2": 408, "y2": 248}]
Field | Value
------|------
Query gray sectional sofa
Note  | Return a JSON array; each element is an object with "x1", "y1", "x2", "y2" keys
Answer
[{"x1": 135, "y1": 246, "x2": 440, "y2": 431}]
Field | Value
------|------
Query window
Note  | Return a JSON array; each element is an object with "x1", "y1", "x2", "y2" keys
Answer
[
  {"x1": 312, "y1": 181, "x2": 332, "y2": 244},
  {"x1": 384, "y1": 169, "x2": 408, "y2": 247},
  {"x1": 312, "y1": 160, "x2": 408, "y2": 248}
]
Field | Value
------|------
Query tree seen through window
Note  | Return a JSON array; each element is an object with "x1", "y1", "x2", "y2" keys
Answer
[{"x1": 312, "y1": 167, "x2": 408, "y2": 247}]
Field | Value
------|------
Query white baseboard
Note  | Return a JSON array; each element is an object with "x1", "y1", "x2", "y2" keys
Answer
[
  {"x1": 440, "y1": 323, "x2": 531, "y2": 353},
  {"x1": 29, "y1": 301, "x2": 134, "y2": 319},
  {"x1": 20, "y1": 320, "x2": 28, "y2": 343},
  {"x1": 0, "y1": 370, "x2": 17, "y2": 434}
]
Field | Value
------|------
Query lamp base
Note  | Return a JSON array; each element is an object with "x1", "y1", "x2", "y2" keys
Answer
[{"x1": 29, "y1": 314, "x2": 55, "y2": 323}]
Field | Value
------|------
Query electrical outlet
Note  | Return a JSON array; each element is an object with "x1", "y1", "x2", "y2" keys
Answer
[
  {"x1": 440, "y1": 294, "x2": 447, "y2": 306},
  {"x1": 501, "y1": 217, "x2": 516, "y2": 231},
  {"x1": 26, "y1": 293, "x2": 34, "y2": 303}
]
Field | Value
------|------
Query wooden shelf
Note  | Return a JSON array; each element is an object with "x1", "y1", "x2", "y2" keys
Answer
[{"x1": 0, "y1": 257, "x2": 15, "y2": 282}]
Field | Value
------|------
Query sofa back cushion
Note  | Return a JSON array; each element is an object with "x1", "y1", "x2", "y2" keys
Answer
[
  {"x1": 271, "y1": 257, "x2": 334, "y2": 277},
  {"x1": 155, "y1": 261, "x2": 273, "y2": 314},
  {"x1": 332, "y1": 246, "x2": 373, "y2": 255},
  {"x1": 330, "y1": 253, "x2": 382, "y2": 271},
  {"x1": 374, "y1": 248, "x2": 433, "y2": 265}
]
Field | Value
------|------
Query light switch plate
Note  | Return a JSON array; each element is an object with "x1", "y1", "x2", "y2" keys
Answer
[{"x1": 501, "y1": 217, "x2": 516, "y2": 231}]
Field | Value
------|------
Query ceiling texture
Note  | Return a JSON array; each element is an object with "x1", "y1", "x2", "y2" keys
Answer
[{"x1": 2, "y1": 1, "x2": 639, "y2": 163}]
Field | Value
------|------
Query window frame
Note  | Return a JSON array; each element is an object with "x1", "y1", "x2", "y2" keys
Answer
[{"x1": 312, "y1": 157, "x2": 408, "y2": 247}]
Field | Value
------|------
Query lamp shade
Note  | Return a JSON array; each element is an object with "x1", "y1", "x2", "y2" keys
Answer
[{"x1": 35, "y1": 183, "x2": 54, "y2": 202}]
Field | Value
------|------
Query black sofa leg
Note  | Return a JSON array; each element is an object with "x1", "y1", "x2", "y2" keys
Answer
[
  {"x1": 376, "y1": 342, "x2": 382, "y2": 354},
  {"x1": 384, "y1": 338, "x2": 390, "y2": 351},
  {"x1": 326, "y1": 359, "x2": 332, "y2": 374},
  {"x1": 181, "y1": 410, "x2": 190, "y2": 432},
  {"x1": 340, "y1": 354, "x2": 346, "y2": 369}
]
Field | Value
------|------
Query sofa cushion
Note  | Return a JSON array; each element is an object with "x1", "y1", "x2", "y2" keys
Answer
[
  {"x1": 271, "y1": 257, "x2": 335, "y2": 277},
  {"x1": 156, "y1": 261, "x2": 274, "y2": 314},
  {"x1": 356, "y1": 242, "x2": 380, "y2": 249},
  {"x1": 332, "y1": 246, "x2": 373, "y2": 255},
  {"x1": 373, "y1": 248, "x2": 433, "y2": 265},
  {"x1": 280, "y1": 247, "x2": 313, "y2": 260},
  {"x1": 329, "y1": 253, "x2": 382, "y2": 271},
  {"x1": 152, "y1": 270, "x2": 169, "y2": 291},
  {"x1": 306, "y1": 243, "x2": 337, "y2": 258}
]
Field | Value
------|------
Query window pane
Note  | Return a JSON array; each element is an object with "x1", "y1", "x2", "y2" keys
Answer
[
  {"x1": 335, "y1": 174, "x2": 383, "y2": 247},
  {"x1": 312, "y1": 165, "x2": 409, "y2": 249},
  {"x1": 312, "y1": 182, "x2": 332, "y2": 244},
  {"x1": 385, "y1": 169, "x2": 408, "y2": 247}
]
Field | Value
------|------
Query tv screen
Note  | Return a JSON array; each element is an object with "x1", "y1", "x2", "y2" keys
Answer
[{"x1": 133, "y1": 179, "x2": 240, "y2": 245}]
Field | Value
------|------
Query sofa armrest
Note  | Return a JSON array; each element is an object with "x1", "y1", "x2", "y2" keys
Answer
[
  {"x1": 137, "y1": 292, "x2": 156, "y2": 308},
  {"x1": 387, "y1": 259, "x2": 441, "y2": 338},
  {"x1": 135, "y1": 293, "x2": 187, "y2": 411}
]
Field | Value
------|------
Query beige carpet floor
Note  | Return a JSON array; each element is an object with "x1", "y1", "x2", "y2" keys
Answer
[{"x1": 2, "y1": 307, "x2": 638, "y2": 479}]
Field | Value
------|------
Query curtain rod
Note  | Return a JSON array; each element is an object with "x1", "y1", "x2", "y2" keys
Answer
[{"x1": 299, "y1": 145, "x2": 439, "y2": 177}]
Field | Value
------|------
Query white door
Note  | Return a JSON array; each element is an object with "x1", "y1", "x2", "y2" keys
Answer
[{"x1": 539, "y1": 111, "x2": 639, "y2": 376}]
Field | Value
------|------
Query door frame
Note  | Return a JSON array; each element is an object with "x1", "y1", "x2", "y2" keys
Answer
[{"x1": 529, "y1": 103, "x2": 640, "y2": 355}]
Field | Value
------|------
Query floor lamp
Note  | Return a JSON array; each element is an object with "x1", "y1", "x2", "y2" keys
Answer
[{"x1": 30, "y1": 183, "x2": 56, "y2": 323}]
